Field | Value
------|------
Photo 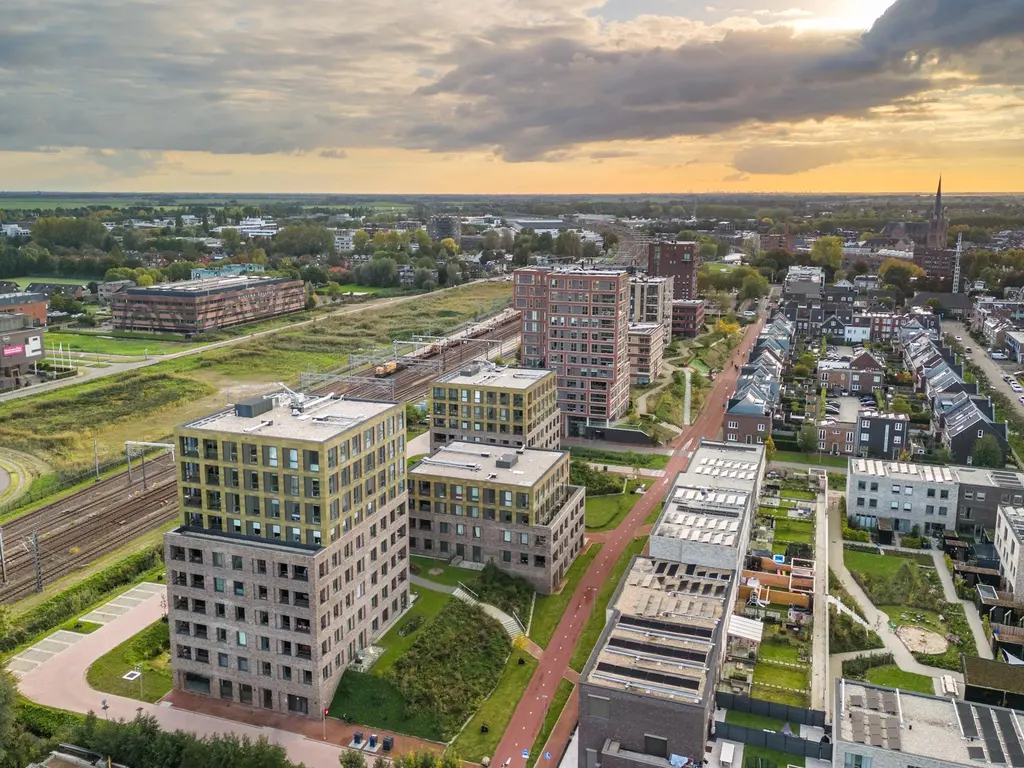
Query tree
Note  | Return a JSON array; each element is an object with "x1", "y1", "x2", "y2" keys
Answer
[
  {"x1": 341, "y1": 750, "x2": 368, "y2": 768},
  {"x1": 879, "y1": 258, "x2": 925, "y2": 294},
  {"x1": 810, "y1": 236, "x2": 843, "y2": 270},
  {"x1": 219, "y1": 227, "x2": 241, "y2": 254},
  {"x1": 438, "y1": 237, "x2": 458, "y2": 257},
  {"x1": 482, "y1": 230, "x2": 500, "y2": 250},
  {"x1": 554, "y1": 230, "x2": 582, "y2": 258},
  {"x1": 890, "y1": 395, "x2": 911, "y2": 415},
  {"x1": 137, "y1": 274, "x2": 155, "y2": 287},
  {"x1": 274, "y1": 223, "x2": 335, "y2": 257},
  {"x1": 601, "y1": 230, "x2": 619, "y2": 251},
  {"x1": 582, "y1": 240, "x2": 599, "y2": 260},
  {"x1": 737, "y1": 273, "x2": 770, "y2": 303},
  {"x1": 798, "y1": 423, "x2": 819, "y2": 453},
  {"x1": 972, "y1": 434, "x2": 1004, "y2": 468},
  {"x1": 353, "y1": 229, "x2": 371, "y2": 252},
  {"x1": 764, "y1": 435, "x2": 776, "y2": 465}
]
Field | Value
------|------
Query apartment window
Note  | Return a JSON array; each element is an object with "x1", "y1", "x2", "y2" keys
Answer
[
  {"x1": 926, "y1": 505, "x2": 934, "y2": 515},
  {"x1": 904, "y1": 486, "x2": 912, "y2": 495},
  {"x1": 891, "y1": 485, "x2": 900, "y2": 494},
  {"x1": 237, "y1": 631, "x2": 247, "y2": 647},
  {"x1": 844, "y1": 756, "x2": 871, "y2": 768},
  {"x1": 940, "y1": 489, "x2": 949, "y2": 499},
  {"x1": 727, "y1": 421, "x2": 738, "y2": 429},
  {"x1": 858, "y1": 481, "x2": 866, "y2": 491},
  {"x1": 927, "y1": 488, "x2": 935, "y2": 498},
  {"x1": 644, "y1": 736, "x2": 668, "y2": 760},
  {"x1": 857, "y1": 498, "x2": 865, "y2": 507},
  {"x1": 588, "y1": 695, "x2": 610, "y2": 719}
]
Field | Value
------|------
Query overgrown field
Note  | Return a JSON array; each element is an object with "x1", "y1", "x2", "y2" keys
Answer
[{"x1": 7, "y1": 282, "x2": 511, "y2": 472}]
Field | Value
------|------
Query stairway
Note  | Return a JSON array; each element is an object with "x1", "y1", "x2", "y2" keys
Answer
[
  {"x1": 498, "y1": 614, "x2": 524, "y2": 641},
  {"x1": 452, "y1": 586, "x2": 523, "y2": 640},
  {"x1": 826, "y1": 595, "x2": 871, "y2": 629},
  {"x1": 453, "y1": 586, "x2": 479, "y2": 606}
]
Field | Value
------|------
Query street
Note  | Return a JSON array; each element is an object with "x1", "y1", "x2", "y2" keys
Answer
[{"x1": 943, "y1": 320, "x2": 1024, "y2": 419}]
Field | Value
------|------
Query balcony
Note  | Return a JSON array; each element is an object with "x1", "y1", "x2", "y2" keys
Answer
[
  {"x1": 293, "y1": 596, "x2": 310, "y2": 609},
  {"x1": 295, "y1": 619, "x2": 311, "y2": 634}
]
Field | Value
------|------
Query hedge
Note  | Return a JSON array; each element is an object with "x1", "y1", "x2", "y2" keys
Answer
[
  {"x1": 1, "y1": 547, "x2": 163, "y2": 654},
  {"x1": 16, "y1": 697, "x2": 86, "y2": 738}
]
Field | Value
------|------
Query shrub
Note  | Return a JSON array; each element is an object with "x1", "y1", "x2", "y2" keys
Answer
[
  {"x1": 473, "y1": 562, "x2": 534, "y2": 621},
  {"x1": 841, "y1": 653, "x2": 895, "y2": 678},
  {"x1": 570, "y1": 460, "x2": 623, "y2": 496},
  {"x1": 829, "y1": 608, "x2": 885, "y2": 654},
  {"x1": 0, "y1": 547, "x2": 162, "y2": 654}
]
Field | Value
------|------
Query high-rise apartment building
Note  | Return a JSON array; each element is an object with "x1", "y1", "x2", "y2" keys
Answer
[
  {"x1": 165, "y1": 393, "x2": 409, "y2": 718},
  {"x1": 514, "y1": 267, "x2": 631, "y2": 438},
  {"x1": 428, "y1": 362, "x2": 560, "y2": 451},
  {"x1": 647, "y1": 241, "x2": 700, "y2": 299},
  {"x1": 627, "y1": 323, "x2": 664, "y2": 386},
  {"x1": 408, "y1": 443, "x2": 585, "y2": 593},
  {"x1": 628, "y1": 275, "x2": 673, "y2": 346},
  {"x1": 427, "y1": 215, "x2": 462, "y2": 243}
]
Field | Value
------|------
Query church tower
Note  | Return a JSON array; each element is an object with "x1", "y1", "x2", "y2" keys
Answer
[{"x1": 926, "y1": 176, "x2": 949, "y2": 249}]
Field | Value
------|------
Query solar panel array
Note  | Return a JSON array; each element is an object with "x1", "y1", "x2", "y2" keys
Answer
[
  {"x1": 607, "y1": 637, "x2": 708, "y2": 665},
  {"x1": 995, "y1": 710, "x2": 1024, "y2": 767},
  {"x1": 595, "y1": 662, "x2": 701, "y2": 692},
  {"x1": 847, "y1": 689, "x2": 902, "y2": 750},
  {"x1": 954, "y1": 700, "x2": 1024, "y2": 767}
]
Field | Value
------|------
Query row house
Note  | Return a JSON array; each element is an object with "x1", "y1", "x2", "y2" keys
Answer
[
  {"x1": 817, "y1": 349, "x2": 885, "y2": 394},
  {"x1": 821, "y1": 313, "x2": 872, "y2": 344},
  {"x1": 855, "y1": 410, "x2": 911, "y2": 459},
  {"x1": 983, "y1": 315, "x2": 1014, "y2": 349},
  {"x1": 937, "y1": 391, "x2": 1010, "y2": 467},
  {"x1": 724, "y1": 317, "x2": 792, "y2": 445},
  {"x1": 971, "y1": 297, "x2": 1024, "y2": 334}
]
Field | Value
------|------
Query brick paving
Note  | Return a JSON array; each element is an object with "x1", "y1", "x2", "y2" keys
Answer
[{"x1": 492, "y1": 319, "x2": 765, "y2": 766}]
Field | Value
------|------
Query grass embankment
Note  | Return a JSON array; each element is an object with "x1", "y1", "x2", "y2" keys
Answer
[
  {"x1": 531, "y1": 544, "x2": 603, "y2": 649},
  {"x1": 586, "y1": 485, "x2": 643, "y2": 532},
  {"x1": 526, "y1": 680, "x2": 574, "y2": 768},
  {"x1": 44, "y1": 332, "x2": 197, "y2": 357},
  {"x1": 452, "y1": 651, "x2": 539, "y2": 761},
  {"x1": 773, "y1": 451, "x2": 849, "y2": 468},
  {"x1": 567, "y1": 448, "x2": 670, "y2": 470},
  {"x1": 864, "y1": 665, "x2": 935, "y2": 694},
  {"x1": 570, "y1": 537, "x2": 647, "y2": 672},
  {"x1": 373, "y1": 589, "x2": 451, "y2": 675},
  {"x1": 86, "y1": 620, "x2": 172, "y2": 703},
  {"x1": 4, "y1": 281, "x2": 511, "y2": 473}
]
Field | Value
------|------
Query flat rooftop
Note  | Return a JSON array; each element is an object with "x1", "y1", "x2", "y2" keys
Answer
[
  {"x1": 654, "y1": 485, "x2": 747, "y2": 548},
  {"x1": 677, "y1": 440, "x2": 764, "y2": 490},
  {"x1": 183, "y1": 394, "x2": 396, "y2": 442},
  {"x1": 850, "y1": 459, "x2": 956, "y2": 484},
  {"x1": 837, "y1": 679, "x2": 1024, "y2": 766},
  {"x1": 437, "y1": 363, "x2": 552, "y2": 390},
  {"x1": 999, "y1": 506, "x2": 1024, "y2": 541},
  {"x1": 628, "y1": 323, "x2": 663, "y2": 336},
  {"x1": 0, "y1": 292, "x2": 46, "y2": 303},
  {"x1": 126, "y1": 275, "x2": 286, "y2": 293},
  {"x1": 586, "y1": 556, "x2": 731, "y2": 705},
  {"x1": 410, "y1": 442, "x2": 563, "y2": 486}
]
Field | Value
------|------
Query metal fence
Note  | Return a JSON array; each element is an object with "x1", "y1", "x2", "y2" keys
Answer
[
  {"x1": 0, "y1": 455, "x2": 129, "y2": 519},
  {"x1": 714, "y1": 692, "x2": 833, "y2": 763}
]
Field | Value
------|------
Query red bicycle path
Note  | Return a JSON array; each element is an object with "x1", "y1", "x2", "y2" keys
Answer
[{"x1": 493, "y1": 317, "x2": 766, "y2": 767}]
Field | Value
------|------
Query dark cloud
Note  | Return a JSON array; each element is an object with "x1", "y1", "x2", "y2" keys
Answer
[
  {"x1": 319, "y1": 149, "x2": 348, "y2": 159},
  {"x1": 732, "y1": 144, "x2": 852, "y2": 175}
]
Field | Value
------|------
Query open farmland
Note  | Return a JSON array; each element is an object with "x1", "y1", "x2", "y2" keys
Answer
[{"x1": 3, "y1": 281, "x2": 512, "y2": 473}]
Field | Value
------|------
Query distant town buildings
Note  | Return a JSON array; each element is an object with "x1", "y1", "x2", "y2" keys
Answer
[
  {"x1": 427, "y1": 215, "x2": 462, "y2": 243},
  {"x1": 0, "y1": 292, "x2": 48, "y2": 326}
]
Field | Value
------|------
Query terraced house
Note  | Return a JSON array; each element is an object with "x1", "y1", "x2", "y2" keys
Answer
[
  {"x1": 165, "y1": 393, "x2": 409, "y2": 719},
  {"x1": 407, "y1": 442, "x2": 585, "y2": 594},
  {"x1": 428, "y1": 362, "x2": 560, "y2": 451}
]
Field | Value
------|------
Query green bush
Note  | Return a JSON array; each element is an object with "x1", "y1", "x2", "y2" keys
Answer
[
  {"x1": 16, "y1": 697, "x2": 85, "y2": 738},
  {"x1": 912, "y1": 602, "x2": 978, "y2": 670},
  {"x1": 570, "y1": 460, "x2": 623, "y2": 496},
  {"x1": 390, "y1": 600, "x2": 510, "y2": 738},
  {"x1": 829, "y1": 608, "x2": 885, "y2": 654},
  {"x1": 841, "y1": 653, "x2": 894, "y2": 678},
  {"x1": 473, "y1": 562, "x2": 534, "y2": 621},
  {"x1": 1, "y1": 547, "x2": 162, "y2": 654},
  {"x1": 851, "y1": 559, "x2": 945, "y2": 612}
]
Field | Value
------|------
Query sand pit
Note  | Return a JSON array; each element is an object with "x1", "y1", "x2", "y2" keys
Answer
[
  {"x1": 428, "y1": 568, "x2": 445, "y2": 577},
  {"x1": 896, "y1": 625, "x2": 948, "y2": 654}
]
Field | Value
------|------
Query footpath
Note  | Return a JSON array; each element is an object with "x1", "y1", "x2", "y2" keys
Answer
[{"x1": 502, "y1": 318, "x2": 767, "y2": 768}]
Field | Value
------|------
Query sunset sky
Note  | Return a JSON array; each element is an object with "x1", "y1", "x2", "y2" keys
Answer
[{"x1": 1, "y1": 0, "x2": 1022, "y2": 194}]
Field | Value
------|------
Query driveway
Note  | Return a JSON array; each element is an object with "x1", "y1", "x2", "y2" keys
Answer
[{"x1": 942, "y1": 320, "x2": 1024, "y2": 414}]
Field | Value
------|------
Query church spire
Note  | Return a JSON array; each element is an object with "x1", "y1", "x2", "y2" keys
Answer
[{"x1": 934, "y1": 175, "x2": 943, "y2": 218}]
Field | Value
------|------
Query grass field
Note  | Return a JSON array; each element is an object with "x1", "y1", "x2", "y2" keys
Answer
[
  {"x1": 750, "y1": 685, "x2": 810, "y2": 709},
  {"x1": 864, "y1": 665, "x2": 935, "y2": 694},
  {"x1": 753, "y1": 663, "x2": 809, "y2": 691},
  {"x1": 585, "y1": 490, "x2": 641, "y2": 532},
  {"x1": 9, "y1": 276, "x2": 90, "y2": 287},
  {"x1": 568, "y1": 448, "x2": 670, "y2": 470},
  {"x1": 773, "y1": 518, "x2": 814, "y2": 545},
  {"x1": 570, "y1": 537, "x2": 647, "y2": 672},
  {"x1": 44, "y1": 332, "x2": 195, "y2": 357},
  {"x1": 773, "y1": 451, "x2": 849, "y2": 468},
  {"x1": 372, "y1": 589, "x2": 451, "y2": 675},
  {"x1": 85, "y1": 620, "x2": 172, "y2": 704},
  {"x1": 411, "y1": 556, "x2": 475, "y2": 588},
  {"x1": 724, "y1": 709, "x2": 797, "y2": 733},
  {"x1": 526, "y1": 680, "x2": 574, "y2": 768},
  {"x1": 451, "y1": 651, "x2": 538, "y2": 762},
  {"x1": 877, "y1": 605, "x2": 947, "y2": 635},
  {"x1": 331, "y1": 284, "x2": 387, "y2": 294},
  {"x1": 781, "y1": 489, "x2": 816, "y2": 501},
  {"x1": 58, "y1": 619, "x2": 103, "y2": 635},
  {"x1": 329, "y1": 671, "x2": 443, "y2": 740},
  {"x1": 759, "y1": 641, "x2": 801, "y2": 664},
  {"x1": 531, "y1": 544, "x2": 602, "y2": 649},
  {"x1": 844, "y1": 550, "x2": 913, "y2": 581},
  {"x1": 743, "y1": 744, "x2": 805, "y2": 768}
]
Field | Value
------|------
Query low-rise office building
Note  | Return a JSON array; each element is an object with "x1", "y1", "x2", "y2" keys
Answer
[
  {"x1": 0, "y1": 313, "x2": 45, "y2": 392},
  {"x1": 407, "y1": 443, "x2": 585, "y2": 593},
  {"x1": 112, "y1": 276, "x2": 305, "y2": 334},
  {"x1": 627, "y1": 323, "x2": 664, "y2": 386},
  {"x1": 846, "y1": 459, "x2": 956, "y2": 535},
  {"x1": 165, "y1": 393, "x2": 409, "y2": 718},
  {"x1": 428, "y1": 363, "x2": 560, "y2": 452},
  {"x1": 0, "y1": 292, "x2": 47, "y2": 326}
]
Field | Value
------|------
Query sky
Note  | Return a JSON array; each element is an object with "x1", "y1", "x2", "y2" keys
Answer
[{"x1": 1, "y1": 0, "x2": 1023, "y2": 194}]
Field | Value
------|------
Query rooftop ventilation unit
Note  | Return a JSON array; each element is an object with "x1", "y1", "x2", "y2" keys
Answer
[{"x1": 496, "y1": 453, "x2": 519, "y2": 469}]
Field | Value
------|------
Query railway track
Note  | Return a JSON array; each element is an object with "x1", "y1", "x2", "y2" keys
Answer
[{"x1": 0, "y1": 316, "x2": 521, "y2": 603}]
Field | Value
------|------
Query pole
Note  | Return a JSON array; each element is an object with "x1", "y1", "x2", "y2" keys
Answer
[
  {"x1": 127, "y1": 452, "x2": 132, "y2": 483},
  {"x1": 138, "y1": 664, "x2": 144, "y2": 700},
  {"x1": 141, "y1": 452, "x2": 147, "y2": 489},
  {"x1": 30, "y1": 533, "x2": 42, "y2": 593},
  {"x1": 0, "y1": 528, "x2": 6, "y2": 584},
  {"x1": 94, "y1": 439, "x2": 100, "y2": 480}
]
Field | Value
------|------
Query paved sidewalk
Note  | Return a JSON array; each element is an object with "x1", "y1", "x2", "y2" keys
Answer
[
  {"x1": 493, "y1": 318, "x2": 767, "y2": 766},
  {"x1": 583, "y1": 462, "x2": 664, "y2": 478},
  {"x1": 810, "y1": 486, "x2": 829, "y2": 713},
  {"x1": 827, "y1": 499, "x2": 965, "y2": 682},
  {"x1": 15, "y1": 583, "x2": 440, "y2": 765},
  {"x1": 929, "y1": 549, "x2": 994, "y2": 660}
]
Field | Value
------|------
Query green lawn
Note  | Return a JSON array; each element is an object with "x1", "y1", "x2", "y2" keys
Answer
[
  {"x1": 570, "y1": 537, "x2": 647, "y2": 672},
  {"x1": 780, "y1": 490, "x2": 816, "y2": 501},
  {"x1": 407, "y1": 454, "x2": 427, "y2": 470},
  {"x1": 330, "y1": 671, "x2": 443, "y2": 740},
  {"x1": 531, "y1": 544, "x2": 602, "y2": 649},
  {"x1": 844, "y1": 550, "x2": 911, "y2": 580},
  {"x1": 568, "y1": 448, "x2": 670, "y2": 470},
  {"x1": 876, "y1": 605, "x2": 946, "y2": 635},
  {"x1": 11, "y1": 276, "x2": 90, "y2": 288},
  {"x1": 743, "y1": 744, "x2": 805, "y2": 768},
  {"x1": 753, "y1": 663, "x2": 809, "y2": 691},
  {"x1": 411, "y1": 555, "x2": 474, "y2": 588},
  {"x1": 773, "y1": 451, "x2": 849, "y2": 469},
  {"x1": 372, "y1": 589, "x2": 451, "y2": 675},
  {"x1": 644, "y1": 502, "x2": 664, "y2": 526},
  {"x1": 758, "y1": 641, "x2": 800, "y2": 664},
  {"x1": 85, "y1": 620, "x2": 172, "y2": 704},
  {"x1": 724, "y1": 709, "x2": 797, "y2": 733},
  {"x1": 333, "y1": 283, "x2": 387, "y2": 294},
  {"x1": 750, "y1": 685, "x2": 810, "y2": 709},
  {"x1": 527, "y1": 680, "x2": 574, "y2": 768},
  {"x1": 44, "y1": 332, "x2": 194, "y2": 357},
  {"x1": 864, "y1": 665, "x2": 935, "y2": 694},
  {"x1": 451, "y1": 651, "x2": 539, "y2": 762},
  {"x1": 773, "y1": 518, "x2": 814, "y2": 545},
  {"x1": 586, "y1": 491, "x2": 641, "y2": 532},
  {"x1": 58, "y1": 619, "x2": 103, "y2": 635}
]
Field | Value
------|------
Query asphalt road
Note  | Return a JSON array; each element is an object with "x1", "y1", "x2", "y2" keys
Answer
[{"x1": 942, "y1": 320, "x2": 1024, "y2": 417}]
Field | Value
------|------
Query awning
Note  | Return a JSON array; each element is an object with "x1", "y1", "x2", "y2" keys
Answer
[{"x1": 728, "y1": 614, "x2": 764, "y2": 644}]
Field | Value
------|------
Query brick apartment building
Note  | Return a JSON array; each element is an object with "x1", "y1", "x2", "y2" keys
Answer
[
  {"x1": 671, "y1": 299, "x2": 705, "y2": 338},
  {"x1": 514, "y1": 268, "x2": 631, "y2": 437},
  {"x1": 913, "y1": 248, "x2": 956, "y2": 280},
  {"x1": 112, "y1": 276, "x2": 305, "y2": 334},
  {"x1": 818, "y1": 350, "x2": 885, "y2": 394},
  {"x1": 627, "y1": 323, "x2": 664, "y2": 386},
  {"x1": 408, "y1": 443, "x2": 585, "y2": 593},
  {"x1": 0, "y1": 292, "x2": 48, "y2": 326},
  {"x1": 165, "y1": 393, "x2": 409, "y2": 718},
  {"x1": 647, "y1": 241, "x2": 699, "y2": 299}
]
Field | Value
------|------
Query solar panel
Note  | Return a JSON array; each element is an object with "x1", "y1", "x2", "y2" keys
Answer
[
  {"x1": 595, "y1": 662, "x2": 701, "y2": 691},
  {"x1": 996, "y1": 710, "x2": 1024, "y2": 768},
  {"x1": 968, "y1": 747, "x2": 987, "y2": 761},
  {"x1": 958, "y1": 701, "x2": 980, "y2": 739},
  {"x1": 619, "y1": 615, "x2": 715, "y2": 639},
  {"x1": 607, "y1": 637, "x2": 709, "y2": 664},
  {"x1": 978, "y1": 707, "x2": 1006, "y2": 765}
]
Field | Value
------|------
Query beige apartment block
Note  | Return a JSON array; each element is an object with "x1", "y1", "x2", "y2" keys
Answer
[
  {"x1": 428, "y1": 362, "x2": 560, "y2": 452},
  {"x1": 165, "y1": 393, "x2": 409, "y2": 718},
  {"x1": 627, "y1": 323, "x2": 664, "y2": 387},
  {"x1": 408, "y1": 443, "x2": 585, "y2": 594}
]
